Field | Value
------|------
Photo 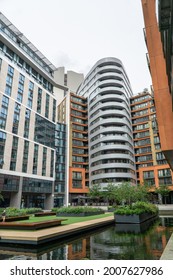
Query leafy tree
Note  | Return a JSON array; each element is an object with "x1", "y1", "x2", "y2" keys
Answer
[
  {"x1": 103, "y1": 183, "x2": 117, "y2": 205},
  {"x1": 155, "y1": 185, "x2": 170, "y2": 204},
  {"x1": 114, "y1": 182, "x2": 149, "y2": 206},
  {"x1": 88, "y1": 184, "x2": 103, "y2": 203}
]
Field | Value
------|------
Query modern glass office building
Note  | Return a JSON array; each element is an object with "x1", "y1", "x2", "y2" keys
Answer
[{"x1": 0, "y1": 13, "x2": 58, "y2": 209}]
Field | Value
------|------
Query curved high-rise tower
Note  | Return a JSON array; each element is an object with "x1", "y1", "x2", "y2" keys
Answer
[{"x1": 77, "y1": 57, "x2": 136, "y2": 188}]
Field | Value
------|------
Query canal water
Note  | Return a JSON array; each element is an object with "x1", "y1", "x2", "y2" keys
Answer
[{"x1": 0, "y1": 217, "x2": 173, "y2": 260}]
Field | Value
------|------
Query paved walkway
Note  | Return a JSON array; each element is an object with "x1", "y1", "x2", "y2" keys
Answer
[{"x1": 158, "y1": 204, "x2": 173, "y2": 211}]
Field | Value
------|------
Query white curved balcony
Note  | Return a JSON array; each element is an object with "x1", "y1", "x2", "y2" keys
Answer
[
  {"x1": 90, "y1": 142, "x2": 134, "y2": 155},
  {"x1": 89, "y1": 109, "x2": 131, "y2": 123},
  {"x1": 97, "y1": 65, "x2": 123, "y2": 75},
  {"x1": 90, "y1": 163, "x2": 135, "y2": 172},
  {"x1": 90, "y1": 126, "x2": 133, "y2": 140},
  {"x1": 98, "y1": 72, "x2": 123, "y2": 82},
  {"x1": 89, "y1": 117, "x2": 132, "y2": 132},
  {"x1": 99, "y1": 79, "x2": 124, "y2": 88},
  {"x1": 91, "y1": 172, "x2": 136, "y2": 182},
  {"x1": 89, "y1": 150, "x2": 135, "y2": 163},
  {"x1": 89, "y1": 87, "x2": 127, "y2": 104}
]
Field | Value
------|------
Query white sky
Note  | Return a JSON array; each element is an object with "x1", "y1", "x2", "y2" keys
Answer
[{"x1": 0, "y1": 0, "x2": 151, "y2": 94}]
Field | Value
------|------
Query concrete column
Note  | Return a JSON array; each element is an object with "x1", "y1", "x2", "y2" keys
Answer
[
  {"x1": 44, "y1": 193, "x2": 54, "y2": 210},
  {"x1": 10, "y1": 176, "x2": 23, "y2": 208}
]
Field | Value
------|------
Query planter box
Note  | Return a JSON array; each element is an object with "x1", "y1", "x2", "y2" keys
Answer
[
  {"x1": 0, "y1": 215, "x2": 30, "y2": 222},
  {"x1": 57, "y1": 211, "x2": 105, "y2": 217},
  {"x1": 34, "y1": 212, "x2": 56, "y2": 217},
  {"x1": 0, "y1": 218, "x2": 67, "y2": 230},
  {"x1": 114, "y1": 212, "x2": 158, "y2": 224},
  {"x1": 115, "y1": 217, "x2": 158, "y2": 233},
  {"x1": 108, "y1": 208, "x2": 116, "y2": 212}
]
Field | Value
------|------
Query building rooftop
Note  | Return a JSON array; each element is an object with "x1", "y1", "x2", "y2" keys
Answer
[{"x1": 0, "y1": 12, "x2": 56, "y2": 76}]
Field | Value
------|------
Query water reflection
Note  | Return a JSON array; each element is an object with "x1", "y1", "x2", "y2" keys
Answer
[{"x1": 0, "y1": 217, "x2": 173, "y2": 260}]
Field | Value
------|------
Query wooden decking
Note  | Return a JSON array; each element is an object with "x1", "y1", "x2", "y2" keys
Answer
[{"x1": 0, "y1": 215, "x2": 115, "y2": 245}]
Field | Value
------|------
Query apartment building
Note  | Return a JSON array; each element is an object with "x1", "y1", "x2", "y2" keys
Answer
[
  {"x1": 141, "y1": 0, "x2": 173, "y2": 170},
  {"x1": 0, "y1": 13, "x2": 68, "y2": 209},
  {"x1": 54, "y1": 122, "x2": 66, "y2": 207},
  {"x1": 77, "y1": 57, "x2": 136, "y2": 189},
  {"x1": 57, "y1": 91, "x2": 89, "y2": 205},
  {"x1": 131, "y1": 90, "x2": 173, "y2": 203}
]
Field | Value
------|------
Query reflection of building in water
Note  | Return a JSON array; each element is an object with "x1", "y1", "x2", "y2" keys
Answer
[
  {"x1": 68, "y1": 239, "x2": 87, "y2": 260},
  {"x1": 38, "y1": 246, "x2": 68, "y2": 260},
  {"x1": 89, "y1": 224, "x2": 171, "y2": 260},
  {"x1": 0, "y1": 219, "x2": 173, "y2": 260},
  {"x1": 144, "y1": 225, "x2": 167, "y2": 259}
]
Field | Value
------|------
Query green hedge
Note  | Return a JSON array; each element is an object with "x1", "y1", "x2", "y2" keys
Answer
[
  {"x1": 114, "y1": 202, "x2": 158, "y2": 215},
  {"x1": 0, "y1": 207, "x2": 42, "y2": 217},
  {"x1": 52, "y1": 206, "x2": 104, "y2": 214}
]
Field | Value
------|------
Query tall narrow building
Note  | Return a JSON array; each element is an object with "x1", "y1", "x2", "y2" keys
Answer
[
  {"x1": 57, "y1": 91, "x2": 89, "y2": 205},
  {"x1": 77, "y1": 57, "x2": 136, "y2": 189},
  {"x1": 141, "y1": 0, "x2": 173, "y2": 170}
]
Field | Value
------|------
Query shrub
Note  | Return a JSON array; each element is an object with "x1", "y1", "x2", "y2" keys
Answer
[
  {"x1": 114, "y1": 202, "x2": 158, "y2": 215},
  {"x1": 0, "y1": 207, "x2": 43, "y2": 217},
  {"x1": 52, "y1": 206, "x2": 104, "y2": 214}
]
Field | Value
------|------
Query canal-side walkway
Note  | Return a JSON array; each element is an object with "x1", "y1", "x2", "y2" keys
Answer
[
  {"x1": 160, "y1": 233, "x2": 173, "y2": 260},
  {"x1": 0, "y1": 215, "x2": 114, "y2": 245},
  {"x1": 158, "y1": 205, "x2": 173, "y2": 260}
]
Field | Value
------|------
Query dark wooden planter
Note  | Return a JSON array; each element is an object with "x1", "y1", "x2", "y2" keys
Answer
[
  {"x1": 57, "y1": 211, "x2": 105, "y2": 217},
  {"x1": 115, "y1": 217, "x2": 158, "y2": 233},
  {"x1": 108, "y1": 208, "x2": 116, "y2": 212},
  {"x1": 0, "y1": 215, "x2": 30, "y2": 222},
  {"x1": 0, "y1": 219, "x2": 67, "y2": 230},
  {"x1": 114, "y1": 212, "x2": 158, "y2": 224},
  {"x1": 34, "y1": 212, "x2": 56, "y2": 217}
]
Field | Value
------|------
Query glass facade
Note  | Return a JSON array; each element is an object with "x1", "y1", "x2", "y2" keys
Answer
[{"x1": 34, "y1": 114, "x2": 55, "y2": 148}]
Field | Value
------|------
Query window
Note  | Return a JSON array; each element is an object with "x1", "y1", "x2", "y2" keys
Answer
[
  {"x1": 12, "y1": 102, "x2": 21, "y2": 134},
  {"x1": 0, "y1": 96, "x2": 9, "y2": 129},
  {"x1": 24, "y1": 109, "x2": 31, "y2": 138},
  {"x1": 72, "y1": 171, "x2": 82, "y2": 180},
  {"x1": 158, "y1": 169, "x2": 171, "y2": 177},
  {"x1": 52, "y1": 99, "x2": 56, "y2": 122},
  {"x1": 143, "y1": 170, "x2": 154, "y2": 179},
  {"x1": 8, "y1": 65, "x2": 14, "y2": 76},
  {"x1": 37, "y1": 88, "x2": 42, "y2": 113},
  {"x1": 50, "y1": 150, "x2": 54, "y2": 177},
  {"x1": 27, "y1": 81, "x2": 34, "y2": 109},
  {"x1": 17, "y1": 74, "x2": 25, "y2": 103},
  {"x1": 42, "y1": 147, "x2": 47, "y2": 176},
  {"x1": 0, "y1": 131, "x2": 6, "y2": 166},
  {"x1": 32, "y1": 144, "x2": 39, "y2": 174},
  {"x1": 45, "y1": 93, "x2": 50, "y2": 118},
  {"x1": 22, "y1": 140, "x2": 29, "y2": 173},
  {"x1": 10, "y1": 136, "x2": 18, "y2": 171}
]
